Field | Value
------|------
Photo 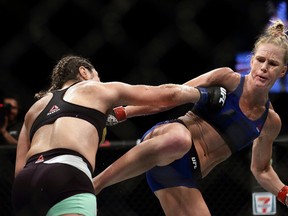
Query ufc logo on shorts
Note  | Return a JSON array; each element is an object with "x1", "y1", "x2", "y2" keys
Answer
[
  {"x1": 219, "y1": 87, "x2": 226, "y2": 106},
  {"x1": 191, "y1": 157, "x2": 197, "y2": 169}
]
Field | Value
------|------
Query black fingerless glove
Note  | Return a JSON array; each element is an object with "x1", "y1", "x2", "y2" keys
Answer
[{"x1": 196, "y1": 86, "x2": 227, "y2": 110}]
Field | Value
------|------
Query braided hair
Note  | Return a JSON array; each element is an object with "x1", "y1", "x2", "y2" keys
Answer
[{"x1": 35, "y1": 55, "x2": 94, "y2": 99}]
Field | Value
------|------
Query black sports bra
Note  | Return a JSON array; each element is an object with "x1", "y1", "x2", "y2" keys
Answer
[{"x1": 29, "y1": 84, "x2": 107, "y2": 144}]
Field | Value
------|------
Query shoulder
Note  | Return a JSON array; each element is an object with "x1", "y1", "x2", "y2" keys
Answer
[
  {"x1": 208, "y1": 67, "x2": 238, "y2": 79},
  {"x1": 209, "y1": 67, "x2": 240, "y2": 92},
  {"x1": 68, "y1": 81, "x2": 129, "y2": 109},
  {"x1": 75, "y1": 80, "x2": 129, "y2": 91},
  {"x1": 212, "y1": 67, "x2": 235, "y2": 74},
  {"x1": 23, "y1": 94, "x2": 52, "y2": 129},
  {"x1": 28, "y1": 94, "x2": 52, "y2": 113}
]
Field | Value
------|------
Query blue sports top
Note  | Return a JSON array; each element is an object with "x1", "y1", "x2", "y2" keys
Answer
[
  {"x1": 192, "y1": 75, "x2": 270, "y2": 153},
  {"x1": 30, "y1": 83, "x2": 107, "y2": 144}
]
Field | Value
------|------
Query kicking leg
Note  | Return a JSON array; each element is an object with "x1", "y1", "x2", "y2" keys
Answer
[{"x1": 93, "y1": 122, "x2": 191, "y2": 194}]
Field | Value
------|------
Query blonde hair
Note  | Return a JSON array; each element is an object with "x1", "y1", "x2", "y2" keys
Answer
[{"x1": 253, "y1": 19, "x2": 288, "y2": 64}]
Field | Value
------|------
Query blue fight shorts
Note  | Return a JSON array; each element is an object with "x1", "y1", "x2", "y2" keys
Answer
[{"x1": 143, "y1": 119, "x2": 202, "y2": 192}]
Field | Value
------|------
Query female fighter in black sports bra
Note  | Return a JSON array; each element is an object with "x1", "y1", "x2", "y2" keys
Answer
[{"x1": 11, "y1": 55, "x2": 225, "y2": 216}]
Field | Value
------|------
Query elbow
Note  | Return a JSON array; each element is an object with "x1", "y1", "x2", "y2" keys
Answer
[
  {"x1": 251, "y1": 166, "x2": 263, "y2": 184},
  {"x1": 250, "y1": 162, "x2": 264, "y2": 179},
  {"x1": 250, "y1": 163, "x2": 272, "y2": 180},
  {"x1": 250, "y1": 165, "x2": 258, "y2": 178}
]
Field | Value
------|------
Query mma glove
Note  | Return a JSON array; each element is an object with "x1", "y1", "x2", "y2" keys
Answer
[
  {"x1": 277, "y1": 185, "x2": 288, "y2": 207},
  {"x1": 106, "y1": 106, "x2": 127, "y2": 126},
  {"x1": 196, "y1": 86, "x2": 227, "y2": 110}
]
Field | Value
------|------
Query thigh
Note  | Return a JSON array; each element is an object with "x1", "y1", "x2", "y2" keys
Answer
[
  {"x1": 12, "y1": 162, "x2": 94, "y2": 216},
  {"x1": 155, "y1": 186, "x2": 211, "y2": 216},
  {"x1": 145, "y1": 147, "x2": 201, "y2": 192},
  {"x1": 47, "y1": 193, "x2": 96, "y2": 216}
]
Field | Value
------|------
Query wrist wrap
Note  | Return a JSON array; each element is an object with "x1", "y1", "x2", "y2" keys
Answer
[
  {"x1": 196, "y1": 87, "x2": 209, "y2": 104},
  {"x1": 277, "y1": 185, "x2": 288, "y2": 205},
  {"x1": 113, "y1": 106, "x2": 127, "y2": 121}
]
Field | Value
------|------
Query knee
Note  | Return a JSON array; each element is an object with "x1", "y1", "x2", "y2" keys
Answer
[{"x1": 162, "y1": 128, "x2": 192, "y2": 156}]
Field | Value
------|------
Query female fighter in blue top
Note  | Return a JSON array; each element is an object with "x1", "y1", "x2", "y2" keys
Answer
[{"x1": 94, "y1": 19, "x2": 288, "y2": 216}]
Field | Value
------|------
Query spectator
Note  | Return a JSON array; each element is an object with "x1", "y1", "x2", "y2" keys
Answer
[{"x1": 0, "y1": 95, "x2": 23, "y2": 145}]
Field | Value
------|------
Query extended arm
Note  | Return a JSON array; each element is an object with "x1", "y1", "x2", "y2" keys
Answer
[{"x1": 106, "y1": 86, "x2": 226, "y2": 126}]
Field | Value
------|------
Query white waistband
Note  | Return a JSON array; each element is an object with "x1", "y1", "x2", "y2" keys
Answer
[{"x1": 44, "y1": 154, "x2": 92, "y2": 180}]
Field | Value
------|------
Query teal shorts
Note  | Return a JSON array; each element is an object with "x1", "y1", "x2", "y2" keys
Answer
[{"x1": 47, "y1": 193, "x2": 97, "y2": 216}]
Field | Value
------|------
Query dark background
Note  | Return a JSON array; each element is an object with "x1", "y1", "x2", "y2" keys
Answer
[
  {"x1": 1, "y1": 1, "x2": 288, "y2": 216},
  {"x1": 1, "y1": 0, "x2": 287, "y2": 141}
]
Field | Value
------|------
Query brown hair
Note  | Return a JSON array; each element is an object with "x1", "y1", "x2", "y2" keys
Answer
[
  {"x1": 253, "y1": 19, "x2": 288, "y2": 64},
  {"x1": 35, "y1": 55, "x2": 94, "y2": 99}
]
